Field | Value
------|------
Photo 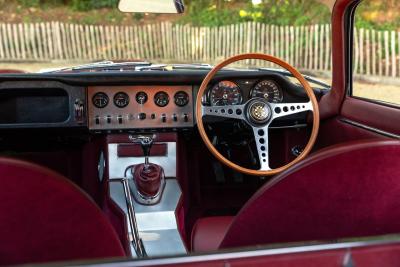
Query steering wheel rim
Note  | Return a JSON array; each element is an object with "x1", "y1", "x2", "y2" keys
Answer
[{"x1": 196, "y1": 53, "x2": 320, "y2": 177}]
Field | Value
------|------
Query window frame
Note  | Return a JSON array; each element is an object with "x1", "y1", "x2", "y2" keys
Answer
[{"x1": 347, "y1": 0, "x2": 400, "y2": 109}]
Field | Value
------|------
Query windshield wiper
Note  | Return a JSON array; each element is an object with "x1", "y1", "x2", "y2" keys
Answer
[
  {"x1": 258, "y1": 67, "x2": 331, "y2": 89},
  {"x1": 171, "y1": 63, "x2": 213, "y2": 70},
  {"x1": 135, "y1": 64, "x2": 169, "y2": 71},
  {"x1": 135, "y1": 63, "x2": 215, "y2": 71},
  {"x1": 134, "y1": 63, "x2": 214, "y2": 71},
  {"x1": 41, "y1": 61, "x2": 152, "y2": 73}
]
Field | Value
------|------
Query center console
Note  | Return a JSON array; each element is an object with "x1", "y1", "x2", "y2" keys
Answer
[{"x1": 105, "y1": 133, "x2": 187, "y2": 258}]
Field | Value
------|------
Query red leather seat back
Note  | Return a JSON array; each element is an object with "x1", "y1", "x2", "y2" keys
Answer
[
  {"x1": 221, "y1": 140, "x2": 400, "y2": 249},
  {"x1": 0, "y1": 158, "x2": 125, "y2": 265}
]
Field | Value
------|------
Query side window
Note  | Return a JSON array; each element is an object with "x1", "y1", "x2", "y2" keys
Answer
[{"x1": 352, "y1": 1, "x2": 400, "y2": 106}]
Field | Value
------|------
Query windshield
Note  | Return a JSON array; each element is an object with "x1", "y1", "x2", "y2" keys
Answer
[{"x1": 0, "y1": 0, "x2": 334, "y2": 86}]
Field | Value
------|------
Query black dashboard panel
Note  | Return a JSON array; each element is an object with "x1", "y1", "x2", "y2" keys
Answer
[
  {"x1": 0, "y1": 81, "x2": 86, "y2": 129},
  {"x1": 0, "y1": 88, "x2": 68, "y2": 124}
]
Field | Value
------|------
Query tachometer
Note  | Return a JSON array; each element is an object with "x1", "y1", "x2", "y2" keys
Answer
[
  {"x1": 251, "y1": 80, "x2": 283, "y2": 103},
  {"x1": 209, "y1": 81, "x2": 242, "y2": 106}
]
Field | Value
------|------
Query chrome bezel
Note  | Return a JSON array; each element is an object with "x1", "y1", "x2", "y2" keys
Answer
[
  {"x1": 135, "y1": 91, "x2": 149, "y2": 105},
  {"x1": 154, "y1": 91, "x2": 170, "y2": 107},
  {"x1": 92, "y1": 92, "x2": 109, "y2": 109},
  {"x1": 113, "y1": 91, "x2": 130, "y2": 108},
  {"x1": 174, "y1": 91, "x2": 190, "y2": 107}
]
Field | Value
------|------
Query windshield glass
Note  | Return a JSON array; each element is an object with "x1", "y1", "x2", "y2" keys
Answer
[{"x1": 0, "y1": 0, "x2": 334, "y2": 86}]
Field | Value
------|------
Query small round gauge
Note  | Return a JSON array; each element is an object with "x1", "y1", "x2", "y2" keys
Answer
[
  {"x1": 136, "y1": 91, "x2": 148, "y2": 104},
  {"x1": 251, "y1": 80, "x2": 283, "y2": 103},
  {"x1": 174, "y1": 91, "x2": 189, "y2": 107},
  {"x1": 113, "y1": 92, "x2": 130, "y2": 108},
  {"x1": 209, "y1": 81, "x2": 242, "y2": 106},
  {"x1": 92, "y1": 92, "x2": 109, "y2": 109},
  {"x1": 154, "y1": 91, "x2": 170, "y2": 107}
]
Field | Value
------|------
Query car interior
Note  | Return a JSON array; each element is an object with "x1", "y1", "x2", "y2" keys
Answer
[{"x1": 0, "y1": 0, "x2": 400, "y2": 266}]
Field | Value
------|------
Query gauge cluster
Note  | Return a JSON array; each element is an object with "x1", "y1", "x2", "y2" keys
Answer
[
  {"x1": 206, "y1": 79, "x2": 285, "y2": 106},
  {"x1": 88, "y1": 86, "x2": 193, "y2": 131},
  {"x1": 88, "y1": 76, "x2": 309, "y2": 131}
]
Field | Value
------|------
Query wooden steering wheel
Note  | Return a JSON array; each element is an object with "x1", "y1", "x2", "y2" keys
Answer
[{"x1": 196, "y1": 53, "x2": 320, "y2": 176}]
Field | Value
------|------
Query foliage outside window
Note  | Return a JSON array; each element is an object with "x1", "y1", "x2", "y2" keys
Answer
[{"x1": 180, "y1": 0, "x2": 331, "y2": 27}]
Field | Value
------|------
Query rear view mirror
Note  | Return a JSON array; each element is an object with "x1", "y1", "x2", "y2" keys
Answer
[{"x1": 118, "y1": 0, "x2": 184, "y2": 14}]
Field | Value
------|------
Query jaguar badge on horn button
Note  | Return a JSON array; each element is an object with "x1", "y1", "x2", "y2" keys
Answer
[{"x1": 248, "y1": 100, "x2": 271, "y2": 124}]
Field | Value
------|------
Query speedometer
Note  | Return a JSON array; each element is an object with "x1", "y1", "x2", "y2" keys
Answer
[
  {"x1": 251, "y1": 80, "x2": 283, "y2": 103},
  {"x1": 209, "y1": 81, "x2": 242, "y2": 106}
]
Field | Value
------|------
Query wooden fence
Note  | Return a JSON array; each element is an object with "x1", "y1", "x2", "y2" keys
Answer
[{"x1": 0, "y1": 21, "x2": 399, "y2": 77}]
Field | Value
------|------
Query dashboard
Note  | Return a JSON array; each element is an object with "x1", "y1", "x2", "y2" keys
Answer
[{"x1": 0, "y1": 70, "x2": 325, "y2": 133}]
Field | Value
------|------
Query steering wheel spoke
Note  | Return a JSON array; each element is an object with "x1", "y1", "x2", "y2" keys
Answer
[
  {"x1": 270, "y1": 101, "x2": 313, "y2": 120},
  {"x1": 202, "y1": 104, "x2": 245, "y2": 120},
  {"x1": 252, "y1": 125, "x2": 271, "y2": 171}
]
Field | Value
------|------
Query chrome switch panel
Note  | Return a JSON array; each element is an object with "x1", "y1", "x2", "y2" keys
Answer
[{"x1": 88, "y1": 85, "x2": 194, "y2": 130}]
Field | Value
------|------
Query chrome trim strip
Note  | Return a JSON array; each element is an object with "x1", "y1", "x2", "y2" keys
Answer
[
  {"x1": 80, "y1": 237, "x2": 400, "y2": 267},
  {"x1": 97, "y1": 151, "x2": 106, "y2": 183},
  {"x1": 119, "y1": 178, "x2": 146, "y2": 257},
  {"x1": 270, "y1": 124, "x2": 308, "y2": 129},
  {"x1": 340, "y1": 118, "x2": 400, "y2": 139}
]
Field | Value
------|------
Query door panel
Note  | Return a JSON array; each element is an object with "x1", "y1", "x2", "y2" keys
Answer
[
  {"x1": 316, "y1": 96, "x2": 399, "y2": 150},
  {"x1": 315, "y1": 97, "x2": 400, "y2": 150},
  {"x1": 341, "y1": 97, "x2": 400, "y2": 136},
  {"x1": 316, "y1": 116, "x2": 389, "y2": 150}
]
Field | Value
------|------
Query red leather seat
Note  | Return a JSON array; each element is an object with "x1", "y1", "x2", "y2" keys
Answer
[
  {"x1": 0, "y1": 158, "x2": 125, "y2": 265},
  {"x1": 191, "y1": 216, "x2": 233, "y2": 252},
  {"x1": 192, "y1": 140, "x2": 400, "y2": 252}
]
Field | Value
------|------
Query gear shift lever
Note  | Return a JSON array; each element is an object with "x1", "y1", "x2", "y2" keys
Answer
[
  {"x1": 129, "y1": 135, "x2": 154, "y2": 167},
  {"x1": 127, "y1": 135, "x2": 165, "y2": 205}
]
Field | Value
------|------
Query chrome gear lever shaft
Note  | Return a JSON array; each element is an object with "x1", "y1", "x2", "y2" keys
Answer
[{"x1": 129, "y1": 135, "x2": 155, "y2": 167}]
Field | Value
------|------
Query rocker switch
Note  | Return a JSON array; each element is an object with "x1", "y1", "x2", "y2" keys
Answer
[
  {"x1": 161, "y1": 114, "x2": 167, "y2": 123},
  {"x1": 95, "y1": 116, "x2": 100, "y2": 125},
  {"x1": 172, "y1": 114, "x2": 178, "y2": 122},
  {"x1": 183, "y1": 113, "x2": 189, "y2": 122},
  {"x1": 106, "y1": 115, "x2": 112, "y2": 124},
  {"x1": 117, "y1": 115, "x2": 123, "y2": 124}
]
